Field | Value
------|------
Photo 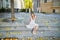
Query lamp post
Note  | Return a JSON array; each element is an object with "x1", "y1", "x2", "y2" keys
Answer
[{"x1": 10, "y1": 0, "x2": 15, "y2": 22}]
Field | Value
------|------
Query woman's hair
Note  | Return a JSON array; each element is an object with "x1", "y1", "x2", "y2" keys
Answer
[
  {"x1": 31, "y1": 11, "x2": 34, "y2": 15},
  {"x1": 30, "y1": 10, "x2": 35, "y2": 18},
  {"x1": 31, "y1": 12, "x2": 35, "y2": 18}
]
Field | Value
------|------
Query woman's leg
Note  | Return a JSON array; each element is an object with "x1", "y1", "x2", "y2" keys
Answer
[{"x1": 32, "y1": 25, "x2": 38, "y2": 34}]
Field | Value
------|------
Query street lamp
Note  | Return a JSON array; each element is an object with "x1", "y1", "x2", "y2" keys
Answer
[{"x1": 10, "y1": 0, "x2": 15, "y2": 22}]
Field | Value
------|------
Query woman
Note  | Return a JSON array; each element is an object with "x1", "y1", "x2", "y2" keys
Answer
[{"x1": 26, "y1": 13, "x2": 38, "y2": 34}]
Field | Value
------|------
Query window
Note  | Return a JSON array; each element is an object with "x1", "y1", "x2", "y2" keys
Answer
[
  {"x1": 44, "y1": 0, "x2": 47, "y2": 3},
  {"x1": 1, "y1": 0, "x2": 2, "y2": 1},
  {"x1": 53, "y1": 9, "x2": 55, "y2": 13},
  {"x1": 37, "y1": 0, "x2": 40, "y2": 7},
  {"x1": 52, "y1": 0, "x2": 60, "y2": 6},
  {"x1": 6, "y1": 4, "x2": 9, "y2": 8},
  {"x1": 6, "y1": 0, "x2": 8, "y2": 2}
]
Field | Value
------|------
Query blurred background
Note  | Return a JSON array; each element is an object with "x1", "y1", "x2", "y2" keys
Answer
[{"x1": 0, "y1": 0, "x2": 60, "y2": 40}]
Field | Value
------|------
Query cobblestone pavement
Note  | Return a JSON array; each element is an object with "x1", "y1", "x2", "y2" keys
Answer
[{"x1": 0, "y1": 13, "x2": 60, "y2": 40}]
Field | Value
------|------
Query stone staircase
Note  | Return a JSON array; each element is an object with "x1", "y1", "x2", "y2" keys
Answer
[{"x1": 0, "y1": 13, "x2": 60, "y2": 39}]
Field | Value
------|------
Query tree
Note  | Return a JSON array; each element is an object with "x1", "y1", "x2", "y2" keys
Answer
[{"x1": 24, "y1": 0, "x2": 32, "y2": 9}]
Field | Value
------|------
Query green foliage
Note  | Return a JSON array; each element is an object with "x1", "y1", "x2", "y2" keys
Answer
[{"x1": 24, "y1": 0, "x2": 32, "y2": 9}]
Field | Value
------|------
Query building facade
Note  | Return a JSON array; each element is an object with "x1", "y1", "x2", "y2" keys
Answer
[
  {"x1": 0, "y1": 0, "x2": 2, "y2": 9},
  {"x1": 52, "y1": 0, "x2": 60, "y2": 13},
  {"x1": 0, "y1": 0, "x2": 24, "y2": 9},
  {"x1": 39, "y1": 0, "x2": 60, "y2": 13}
]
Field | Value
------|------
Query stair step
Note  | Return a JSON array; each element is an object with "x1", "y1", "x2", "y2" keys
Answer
[
  {"x1": 0, "y1": 30, "x2": 60, "y2": 38},
  {"x1": 0, "y1": 26, "x2": 59, "y2": 31}
]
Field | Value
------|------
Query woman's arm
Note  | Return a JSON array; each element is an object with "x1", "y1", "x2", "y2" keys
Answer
[{"x1": 30, "y1": 16, "x2": 32, "y2": 21}]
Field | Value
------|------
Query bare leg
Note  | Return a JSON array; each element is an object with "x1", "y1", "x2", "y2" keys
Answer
[{"x1": 32, "y1": 26, "x2": 38, "y2": 34}]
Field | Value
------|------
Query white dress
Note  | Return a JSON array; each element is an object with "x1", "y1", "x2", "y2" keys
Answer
[{"x1": 26, "y1": 16, "x2": 38, "y2": 29}]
